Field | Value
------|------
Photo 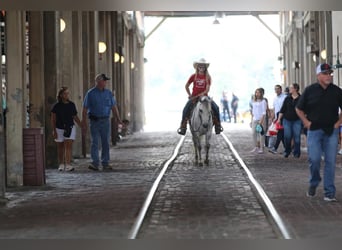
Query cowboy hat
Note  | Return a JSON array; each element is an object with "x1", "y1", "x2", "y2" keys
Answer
[{"x1": 193, "y1": 58, "x2": 210, "y2": 69}]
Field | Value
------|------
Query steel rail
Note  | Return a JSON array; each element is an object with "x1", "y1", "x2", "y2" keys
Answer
[
  {"x1": 127, "y1": 135, "x2": 186, "y2": 239},
  {"x1": 221, "y1": 133, "x2": 292, "y2": 239}
]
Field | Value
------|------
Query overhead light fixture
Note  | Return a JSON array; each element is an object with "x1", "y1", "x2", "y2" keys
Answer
[
  {"x1": 114, "y1": 52, "x2": 120, "y2": 63},
  {"x1": 321, "y1": 49, "x2": 327, "y2": 60},
  {"x1": 131, "y1": 62, "x2": 135, "y2": 69},
  {"x1": 213, "y1": 18, "x2": 220, "y2": 24},
  {"x1": 98, "y1": 42, "x2": 107, "y2": 60},
  {"x1": 120, "y1": 56, "x2": 125, "y2": 64},
  {"x1": 213, "y1": 11, "x2": 223, "y2": 24},
  {"x1": 98, "y1": 42, "x2": 107, "y2": 54},
  {"x1": 60, "y1": 18, "x2": 66, "y2": 32},
  {"x1": 313, "y1": 54, "x2": 317, "y2": 62}
]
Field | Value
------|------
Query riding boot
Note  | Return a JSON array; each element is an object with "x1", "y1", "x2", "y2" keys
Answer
[
  {"x1": 177, "y1": 120, "x2": 187, "y2": 135},
  {"x1": 213, "y1": 116, "x2": 223, "y2": 134}
]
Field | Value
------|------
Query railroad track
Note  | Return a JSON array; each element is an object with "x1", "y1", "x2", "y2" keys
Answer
[{"x1": 127, "y1": 133, "x2": 291, "y2": 239}]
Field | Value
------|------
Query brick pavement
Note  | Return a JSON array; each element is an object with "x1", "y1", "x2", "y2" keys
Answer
[
  {"x1": 1, "y1": 123, "x2": 342, "y2": 238},
  {"x1": 0, "y1": 132, "x2": 178, "y2": 238},
  {"x1": 225, "y1": 122, "x2": 342, "y2": 238},
  {"x1": 138, "y1": 133, "x2": 278, "y2": 238}
]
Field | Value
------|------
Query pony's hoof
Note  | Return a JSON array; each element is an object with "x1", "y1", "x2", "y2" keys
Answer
[
  {"x1": 198, "y1": 162, "x2": 203, "y2": 167},
  {"x1": 204, "y1": 160, "x2": 209, "y2": 165}
]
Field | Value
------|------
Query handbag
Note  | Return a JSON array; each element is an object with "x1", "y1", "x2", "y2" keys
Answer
[
  {"x1": 275, "y1": 121, "x2": 284, "y2": 130},
  {"x1": 255, "y1": 124, "x2": 265, "y2": 135},
  {"x1": 268, "y1": 122, "x2": 278, "y2": 136},
  {"x1": 63, "y1": 125, "x2": 73, "y2": 137}
]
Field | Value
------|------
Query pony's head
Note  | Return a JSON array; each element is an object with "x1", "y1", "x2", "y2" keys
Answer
[{"x1": 197, "y1": 96, "x2": 212, "y2": 129}]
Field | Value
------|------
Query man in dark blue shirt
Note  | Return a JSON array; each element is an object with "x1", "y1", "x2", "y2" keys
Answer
[
  {"x1": 82, "y1": 73, "x2": 122, "y2": 171},
  {"x1": 296, "y1": 63, "x2": 342, "y2": 202}
]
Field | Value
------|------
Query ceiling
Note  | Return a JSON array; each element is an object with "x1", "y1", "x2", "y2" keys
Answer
[{"x1": 143, "y1": 11, "x2": 279, "y2": 17}]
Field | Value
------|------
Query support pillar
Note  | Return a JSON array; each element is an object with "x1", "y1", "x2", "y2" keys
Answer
[
  {"x1": 28, "y1": 11, "x2": 45, "y2": 128},
  {"x1": 5, "y1": 11, "x2": 26, "y2": 186},
  {"x1": 0, "y1": 12, "x2": 5, "y2": 198},
  {"x1": 43, "y1": 12, "x2": 59, "y2": 168},
  {"x1": 71, "y1": 11, "x2": 84, "y2": 157}
]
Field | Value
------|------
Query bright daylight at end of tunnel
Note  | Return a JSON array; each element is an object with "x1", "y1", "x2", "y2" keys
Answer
[{"x1": 143, "y1": 14, "x2": 281, "y2": 132}]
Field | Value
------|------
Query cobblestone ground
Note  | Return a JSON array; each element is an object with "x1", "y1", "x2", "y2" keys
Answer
[
  {"x1": 0, "y1": 132, "x2": 179, "y2": 239},
  {"x1": 2, "y1": 123, "x2": 342, "y2": 238},
  {"x1": 138, "y1": 133, "x2": 278, "y2": 239},
  {"x1": 225, "y1": 122, "x2": 342, "y2": 238}
]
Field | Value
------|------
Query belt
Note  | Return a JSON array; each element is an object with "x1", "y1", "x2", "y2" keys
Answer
[{"x1": 89, "y1": 115, "x2": 109, "y2": 121}]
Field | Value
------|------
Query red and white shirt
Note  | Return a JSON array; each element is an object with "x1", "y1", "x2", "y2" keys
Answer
[{"x1": 187, "y1": 73, "x2": 211, "y2": 97}]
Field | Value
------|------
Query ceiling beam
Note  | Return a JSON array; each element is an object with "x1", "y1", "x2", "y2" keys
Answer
[{"x1": 143, "y1": 11, "x2": 279, "y2": 17}]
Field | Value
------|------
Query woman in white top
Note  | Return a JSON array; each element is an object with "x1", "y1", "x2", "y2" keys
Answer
[{"x1": 251, "y1": 88, "x2": 267, "y2": 153}]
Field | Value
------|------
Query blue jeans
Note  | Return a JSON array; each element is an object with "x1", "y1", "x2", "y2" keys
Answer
[
  {"x1": 181, "y1": 98, "x2": 221, "y2": 123},
  {"x1": 307, "y1": 128, "x2": 338, "y2": 198},
  {"x1": 89, "y1": 118, "x2": 110, "y2": 166},
  {"x1": 283, "y1": 118, "x2": 302, "y2": 157}
]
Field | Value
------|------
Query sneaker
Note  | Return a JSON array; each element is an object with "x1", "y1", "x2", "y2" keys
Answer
[
  {"x1": 102, "y1": 165, "x2": 113, "y2": 171},
  {"x1": 258, "y1": 149, "x2": 264, "y2": 154},
  {"x1": 88, "y1": 164, "x2": 99, "y2": 171},
  {"x1": 268, "y1": 148, "x2": 277, "y2": 154},
  {"x1": 338, "y1": 149, "x2": 342, "y2": 155},
  {"x1": 324, "y1": 196, "x2": 337, "y2": 202},
  {"x1": 58, "y1": 164, "x2": 65, "y2": 171},
  {"x1": 250, "y1": 147, "x2": 259, "y2": 153},
  {"x1": 65, "y1": 164, "x2": 75, "y2": 172},
  {"x1": 306, "y1": 186, "x2": 316, "y2": 197}
]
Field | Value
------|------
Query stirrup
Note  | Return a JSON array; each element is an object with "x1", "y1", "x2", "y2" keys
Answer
[
  {"x1": 215, "y1": 125, "x2": 223, "y2": 134},
  {"x1": 177, "y1": 127, "x2": 186, "y2": 135}
]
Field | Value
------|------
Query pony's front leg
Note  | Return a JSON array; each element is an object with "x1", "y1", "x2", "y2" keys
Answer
[
  {"x1": 192, "y1": 137, "x2": 199, "y2": 165},
  {"x1": 204, "y1": 143, "x2": 210, "y2": 165},
  {"x1": 198, "y1": 144, "x2": 203, "y2": 166}
]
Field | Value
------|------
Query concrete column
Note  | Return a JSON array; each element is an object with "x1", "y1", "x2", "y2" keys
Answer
[
  {"x1": 123, "y1": 25, "x2": 130, "y2": 122},
  {"x1": 135, "y1": 46, "x2": 145, "y2": 132},
  {"x1": 71, "y1": 11, "x2": 84, "y2": 157},
  {"x1": 98, "y1": 12, "x2": 107, "y2": 74},
  {"x1": 59, "y1": 11, "x2": 73, "y2": 88},
  {"x1": 59, "y1": 11, "x2": 82, "y2": 158},
  {"x1": 106, "y1": 12, "x2": 114, "y2": 82},
  {"x1": 79, "y1": 11, "x2": 98, "y2": 156},
  {"x1": 43, "y1": 12, "x2": 59, "y2": 168},
  {"x1": 0, "y1": 14, "x2": 5, "y2": 197},
  {"x1": 89, "y1": 12, "x2": 98, "y2": 82},
  {"x1": 5, "y1": 11, "x2": 26, "y2": 186},
  {"x1": 28, "y1": 11, "x2": 45, "y2": 128}
]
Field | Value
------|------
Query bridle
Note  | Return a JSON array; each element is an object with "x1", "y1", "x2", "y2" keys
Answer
[{"x1": 191, "y1": 97, "x2": 212, "y2": 133}]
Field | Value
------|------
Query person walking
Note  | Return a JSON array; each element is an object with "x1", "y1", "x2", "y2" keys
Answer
[
  {"x1": 269, "y1": 84, "x2": 287, "y2": 154},
  {"x1": 81, "y1": 73, "x2": 123, "y2": 171},
  {"x1": 250, "y1": 88, "x2": 267, "y2": 154},
  {"x1": 296, "y1": 63, "x2": 342, "y2": 202},
  {"x1": 221, "y1": 91, "x2": 231, "y2": 122},
  {"x1": 277, "y1": 83, "x2": 302, "y2": 158},
  {"x1": 51, "y1": 86, "x2": 82, "y2": 171},
  {"x1": 177, "y1": 58, "x2": 223, "y2": 135},
  {"x1": 259, "y1": 88, "x2": 271, "y2": 148},
  {"x1": 231, "y1": 93, "x2": 239, "y2": 123}
]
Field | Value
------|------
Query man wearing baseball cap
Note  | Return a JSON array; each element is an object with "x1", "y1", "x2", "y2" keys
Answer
[
  {"x1": 296, "y1": 63, "x2": 342, "y2": 202},
  {"x1": 81, "y1": 73, "x2": 123, "y2": 171}
]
